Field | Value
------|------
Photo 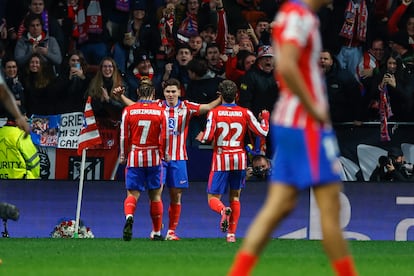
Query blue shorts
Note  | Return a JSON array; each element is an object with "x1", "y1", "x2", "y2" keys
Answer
[
  {"x1": 125, "y1": 166, "x2": 163, "y2": 192},
  {"x1": 207, "y1": 170, "x2": 246, "y2": 195},
  {"x1": 162, "y1": 160, "x2": 189, "y2": 188},
  {"x1": 269, "y1": 125, "x2": 341, "y2": 190}
]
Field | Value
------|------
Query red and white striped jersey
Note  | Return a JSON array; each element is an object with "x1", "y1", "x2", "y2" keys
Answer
[
  {"x1": 202, "y1": 104, "x2": 269, "y2": 171},
  {"x1": 271, "y1": 1, "x2": 329, "y2": 129},
  {"x1": 120, "y1": 101, "x2": 166, "y2": 167},
  {"x1": 158, "y1": 99, "x2": 201, "y2": 160}
]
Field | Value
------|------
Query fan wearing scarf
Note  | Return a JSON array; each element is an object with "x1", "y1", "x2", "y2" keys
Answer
[
  {"x1": 336, "y1": 0, "x2": 369, "y2": 76},
  {"x1": 14, "y1": 13, "x2": 62, "y2": 70}
]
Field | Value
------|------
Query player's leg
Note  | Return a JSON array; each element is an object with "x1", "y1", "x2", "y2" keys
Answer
[
  {"x1": 165, "y1": 161, "x2": 188, "y2": 240},
  {"x1": 227, "y1": 188, "x2": 241, "y2": 242},
  {"x1": 313, "y1": 182, "x2": 357, "y2": 276},
  {"x1": 123, "y1": 167, "x2": 144, "y2": 241},
  {"x1": 227, "y1": 170, "x2": 245, "y2": 242},
  {"x1": 148, "y1": 165, "x2": 164, "y2": 240},
  {"x1": 228, "y1": 183, "x2": 298, "y2": 276},
  {"x1": 166, "y1": 187, "x2": 182, "y2": 240},
  {"x1": 123, "y1": 189, "x2": 140, "y2": 241},
  {"x1": 207, "y1": 171, "x2": 231, "y2": 232}
]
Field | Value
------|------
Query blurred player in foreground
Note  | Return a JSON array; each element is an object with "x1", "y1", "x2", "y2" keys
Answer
[
  {"x1": 228, "y1": 0, "x2": 358, "y2": 275},
  {"x1": 120, "y1": 84, "x2": 166, "y2": 241},
  {"x1": 198, "y1": 80, "x2": 269, "y2": 243}
]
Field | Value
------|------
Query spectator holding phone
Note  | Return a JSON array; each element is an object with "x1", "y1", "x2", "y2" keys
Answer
[{"x1": 14, "y1": 13, "x2": 62, "y2": 71}]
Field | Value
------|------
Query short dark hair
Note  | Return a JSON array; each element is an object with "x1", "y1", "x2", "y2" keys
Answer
[
  {"x1": 163, "y1": 78, "x2": 181, "y2": 89},
  {"x1": 176, "y1": 43, "x2": 192, "y2": 53},
  {"x1": 186, "y1": 58, "x2": 208, "y2": 77},
  {"x1": 205, "y1": 43, "x2": 219, "y2": 53},
  {"x1": 24, "y1": 12, "x2": 44, "y2": 30},
  {"x1": 218, "y1": 80, "x2": 237, "y2": 103}
]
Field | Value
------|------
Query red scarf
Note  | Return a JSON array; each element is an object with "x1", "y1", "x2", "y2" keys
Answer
[
  {"x1": 379, "y1": 85, "x2": 393, "y2": 141},
  {"x1": 339, "y1": 0, "x2": 368, "y2": 42},
  {"x1": 28, "y1": 32, "x2": 46, "y2": 44},
  {"x1": 133, "y1": 67, "x2": 154, "y2": 81},
  {"x1": 159, "y1": 13, "x2": 176, "y2": 59},
  {"x1": 68, "y1": 4, "x2": 79, "y2": 38},
  {"x1": 77, "y1": 0, "x2": 103, "y2": 44}
]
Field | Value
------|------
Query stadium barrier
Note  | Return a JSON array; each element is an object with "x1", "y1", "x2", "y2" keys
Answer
[{"x1": 1, "y1": 180, "x2": 413, "y2": 240}]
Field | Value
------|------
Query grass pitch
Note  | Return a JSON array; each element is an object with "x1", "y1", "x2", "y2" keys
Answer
[{"x1": 1, "y1": 238, "x2": 414, "y2": 276}]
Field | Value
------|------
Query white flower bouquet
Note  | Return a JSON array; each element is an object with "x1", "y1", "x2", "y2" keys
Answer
[{"x1": 51, "y1": 218, "x2": 94, "y2": 238}]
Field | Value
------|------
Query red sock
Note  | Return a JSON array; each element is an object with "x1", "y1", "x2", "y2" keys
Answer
[
  {"x1": 332, "y1": 256, "x2": 358, "y2": 276},
  {"x1": 124, "y1": 196, "x2": 137, "y2": 217},
  {"x1": 228, "y1": 200, "x2": 240, "y2": 234},
  {"x1": 228, "y1": 251, "x2": 258, "y2": 276},
  {"x1": 208, "y1": 197, "x2": 225, "y2": 214},
  {"x1": 150, "y1": 200, "x2": 163, "y2": 232},
  {"x1": 168, "y1": 203, "x2": 181, "y2": 230}
]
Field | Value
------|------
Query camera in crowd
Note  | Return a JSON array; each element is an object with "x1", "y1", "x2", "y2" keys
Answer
[{"x1": 252, "y1": 166, "x2": 270, "y2": 179}]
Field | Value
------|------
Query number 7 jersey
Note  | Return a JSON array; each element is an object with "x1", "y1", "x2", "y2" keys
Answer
[{"x1": 202, "y1": 104, "x2": 269, "y2": 171}]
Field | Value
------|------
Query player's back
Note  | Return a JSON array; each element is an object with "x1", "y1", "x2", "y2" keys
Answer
[
  {"x1": 121, "y1": 101, "x2": 164, "y2": 167},
  {"x1": 124, "y1": 102, "x2": 163, "y2": 147},
  {"x1": 204, "y1": 104, "x2": 267, "y2": 171},
  {"x1": 272, "y1": 1, "x2": 327, "y2": 129}
]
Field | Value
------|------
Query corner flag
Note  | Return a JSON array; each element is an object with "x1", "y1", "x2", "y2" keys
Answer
[{"x1": 77, "y1": 96, "x2": 102, "y2": 155}]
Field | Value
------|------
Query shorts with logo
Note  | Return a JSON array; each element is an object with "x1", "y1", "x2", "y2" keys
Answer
[
  {"x1": 207, "y1": 170, "x2": 246, "y2": 194},
  {"x1": 162, "y1": 160, "x2": 189, "y2": 188},
  {"x1": 125, "y1": 166, "x2": 163, "y2": 192},
  {"x1": 269, "y1": 125, "x2": 341, "y2": 190}
]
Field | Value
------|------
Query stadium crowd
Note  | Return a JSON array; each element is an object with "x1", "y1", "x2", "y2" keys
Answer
[{"x1": 2, "y1": 0, "x2": 414, "y2": 167}]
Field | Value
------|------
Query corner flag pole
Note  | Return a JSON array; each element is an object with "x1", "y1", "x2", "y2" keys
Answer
[{"x1": 74, "y1": 148, "x2": 87, "y2": 238}]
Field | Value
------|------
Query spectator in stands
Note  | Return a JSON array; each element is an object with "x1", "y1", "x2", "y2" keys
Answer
[
  {"x1": 238, "y1": 45, "x2": 277, "y2": 156},
  {"x1": 0, "y1": 57, "x2": 26, "y2": 119},
  {"x1": 370, "y1": 147, "x2": 413, "y2": 182},
  {"x1": 176, "y1": 0, "x2": 200, "y2": 44},
  {"x1": 162, "y1": 44, "x2": 193, "y2": 98},
  {"x1": 389, "y1": 31, "x2": 414, "y2": 73},
  {"x1": 112, "y1": 1, "x2": 160, "y2": 73},
  {"x1": 186, "y1": 58, "x2": 223, "y2": 146},
  {"x1": 238, "y1": 45, "x2": 278, "y2": 117},
  {"x1": 87, "y1": 57, "x2": 126, "y2": 121},
  {"x1": 195, "y1": 0, "x2": 228, "y2": 57},
  {"x1": 356, "y1": 37, "x2": 386, "y2": 97},
  {"x1": 205, "y1": 43, "x2": 225, "y2": 77},
  {"x1": 14, "y1": 13, "x2": 62, "y2": 71},
  {"x1": 238, "y1": 37, "x2": 255, "y2": 54},
  {"x1": 75, "y1": 0, "x2": 111, "y2": 68},
  {"x1": 157, "y1": 1, "x2": 177, "y2": 63},
  {"x1": 367, "y1": 52, "x2": 413, "y2": 122},
  {"x1": 156, "y1": 0, "x2": 186, "y2": 29},
  {"x1": 336, "y1": 0, "x2": 372, "y2": 76},
  {"x1": 387, "y1": 0, "x2": 414, "y2": 49},
  {"x1": 225, "y1": 49, "x2": 256, "y2": 88},
  {"x1": 55, "y1": 50, "x2": 90, "y2": 113},
  {"x1": 189, "y1": 34, "x2": 203, "y2": 58},
  {"x1": 124, "y1": 50, "x2": 155, "y2": 102},
  {"x1": 14, "y1": 0, "x2": 65, "y2": 58},
  {"x1": 253, "y1": 17, "x2": 271, "y2": 47},
  {"x1": 319, "y1": 49, "x2": 363, "y2": 123},
  {"x1": 20, "y1": 53, "x2": 61, "y2": 116}
]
